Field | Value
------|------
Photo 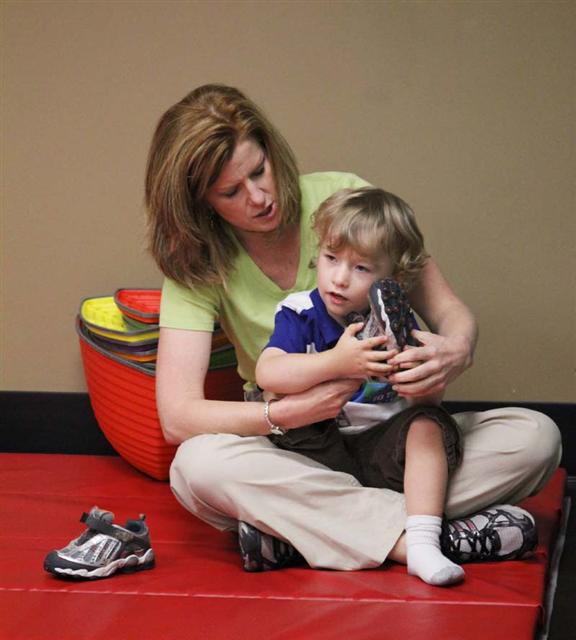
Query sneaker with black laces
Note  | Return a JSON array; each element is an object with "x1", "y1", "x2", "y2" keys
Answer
[
  {"x1": 44, "y1": 506, "x2": 155, "y2": 580},
  {"x1": 238, "y1": 521, "x2": 304, "y2": 572},
  {"x1": 441, "y1": 504, "x2": 538, "y2": 564}
]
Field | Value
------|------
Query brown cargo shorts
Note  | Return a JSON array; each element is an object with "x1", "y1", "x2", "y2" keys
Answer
[{"x1": 269, "y1": 404, "x2": 462, "y2": 493}]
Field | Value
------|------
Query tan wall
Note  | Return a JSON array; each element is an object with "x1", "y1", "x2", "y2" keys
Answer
[{"x1": 1, "y1": 0, "x2": 574, "y2": 402}]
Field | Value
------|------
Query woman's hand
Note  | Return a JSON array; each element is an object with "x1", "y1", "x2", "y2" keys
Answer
[
  {"x1": 271, "y1": 378, "x2": 360, "y2": 429},
  {"x1": 388, "y1": 329, "x2": 474, "y2": 399},
  {"x1": 399, "y1": 257, "x2": 478, "y2": 400}
]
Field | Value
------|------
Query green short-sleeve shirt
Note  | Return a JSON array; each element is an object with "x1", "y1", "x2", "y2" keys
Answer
[{"x1": 160, "y1": 172, "x2": 370, "y2": 386}]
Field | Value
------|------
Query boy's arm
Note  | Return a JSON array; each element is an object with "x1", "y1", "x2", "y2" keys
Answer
[
  {"x1": 256, "y1": 346, "x2": 343, "y2": 395},
  {"x1": 258, "y1": 302, "x2": 342, "y2": 394},
  {"x1": 256, "y1": 324, "x2": 395, "y2": 395}
]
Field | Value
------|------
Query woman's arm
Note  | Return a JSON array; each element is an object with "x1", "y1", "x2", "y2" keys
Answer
[
  {"x1": 156, "y1": 327, "x2": 360, "y2": 444},
  {"x1": 389, "y1": 258, "x2": 478, "y2": 398}
]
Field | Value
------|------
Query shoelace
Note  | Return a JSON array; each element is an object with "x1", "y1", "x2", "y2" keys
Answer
[{"x1": 447, "y1": 516, "x2": 501, "y2": 558}]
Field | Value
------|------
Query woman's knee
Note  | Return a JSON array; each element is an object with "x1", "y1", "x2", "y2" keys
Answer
[
  {"x1": 457, "y1": 406, "x2": 562, "y2": 470},
  {"x1": 170, "y1": 433, "x2": 241, "y2": 499},
  {"x1": 512, "y1": 408, "x2": 562, "y2": 471}
]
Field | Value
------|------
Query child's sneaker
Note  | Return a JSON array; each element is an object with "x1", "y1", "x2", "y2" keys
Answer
[
  {"x1": 345, "y1": 278, "x2": 418, "y2": 396},
  {"x1": 441, "y1": 505, "x2": 538, "y2": 563},
  {"x1": 365, "y1": 278, "x2": 419, "y2": 350},
  {"x1": 44, "y1": 506, "x2": 155, "y2": 580}
]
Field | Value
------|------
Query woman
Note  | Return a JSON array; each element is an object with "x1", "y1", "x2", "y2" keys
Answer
[{"x1": 145, "y1": 84, "x2": 561, "y2": 572}]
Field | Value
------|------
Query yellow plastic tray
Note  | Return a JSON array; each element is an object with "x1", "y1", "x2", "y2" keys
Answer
[{"x1": 80, "y1": 297, "x2": 159, "y2": 343}]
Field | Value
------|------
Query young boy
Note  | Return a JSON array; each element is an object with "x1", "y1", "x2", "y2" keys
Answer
[{"x1": 255, "y1": 187, "x2": 464, "y2": 586}]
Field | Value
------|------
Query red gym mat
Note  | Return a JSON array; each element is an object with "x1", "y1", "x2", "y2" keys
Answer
[{"x1": 0, "y1": 454, "x2": 566, "y2": 640}]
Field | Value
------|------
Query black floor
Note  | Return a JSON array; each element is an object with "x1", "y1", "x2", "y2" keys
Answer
[{"x1": 548, "y1": 479, "x2": 576, "y2": 639}]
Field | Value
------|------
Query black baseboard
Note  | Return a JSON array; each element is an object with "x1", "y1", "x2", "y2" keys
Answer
[
  {"x1": 0, "y1": 391, "x2": 117, "y2": 456},
  {"x1": 1, "y1": 392, "x2": 574, "y2": 472}
]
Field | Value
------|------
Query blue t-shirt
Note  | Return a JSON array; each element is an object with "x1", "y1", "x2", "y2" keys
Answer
[{"x1": 266, "y1": 289, "x2": 409, "y2": 432}]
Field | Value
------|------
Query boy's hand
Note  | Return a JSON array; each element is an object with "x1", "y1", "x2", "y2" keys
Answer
[{"x1": 331, "y1": 322, "x2": 398, "y2": 379}]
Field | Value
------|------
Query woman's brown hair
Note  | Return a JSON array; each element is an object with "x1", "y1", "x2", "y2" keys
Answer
[{"x1": 145, "y1": 84, "x2": 300, "y2": 287}]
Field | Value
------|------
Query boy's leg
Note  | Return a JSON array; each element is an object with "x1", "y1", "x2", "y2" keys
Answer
[
  {"x1": 403, "y1": 417, "x2": 464, "y2": 585},
  {"x1": 347, "y1": 405, "x2": 462, "y2": 492},
  {"x1": 404, "y1": 417, "x2": 450, "y2": 516},
  {"x1": 356, "y1": 406, "x2": 544, "y2": 567}
]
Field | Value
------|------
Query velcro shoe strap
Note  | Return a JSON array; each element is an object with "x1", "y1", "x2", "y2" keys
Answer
[{"x1": 80, "y1": 512, "x2": 133, "y2": 543}]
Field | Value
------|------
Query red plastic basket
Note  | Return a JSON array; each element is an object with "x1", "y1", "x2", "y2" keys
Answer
[
  {"x1": 114, "y1": 289, "x2": 161, "y2": 324},
  {"x1": 77, "y1": 318, "x2": 244, "y2": 480}
]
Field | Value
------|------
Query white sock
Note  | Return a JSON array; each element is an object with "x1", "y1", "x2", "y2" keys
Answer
[{"x1": 406, "y1": 515, "x2": 465, "y2": 586}]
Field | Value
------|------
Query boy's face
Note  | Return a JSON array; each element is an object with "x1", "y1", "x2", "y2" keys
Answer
[{"x1": 316, "y1": 243, "x2": 392, "y2": 324}]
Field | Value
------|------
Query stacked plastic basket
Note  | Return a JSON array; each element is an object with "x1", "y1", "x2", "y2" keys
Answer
[{"x1": 77, "y1": 289, "x2": 243, "y2": 480}]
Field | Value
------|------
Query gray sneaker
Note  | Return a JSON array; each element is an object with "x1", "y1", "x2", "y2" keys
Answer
[
  {"x1": 238, "y1": 521, "x2": 304, "y2": 572},
  {"x1": 441, "y1": 505, "x2": 538, "y2": 563},
  {"x1": 44, "y1": 506, "x2": 155, "y2": 579}
]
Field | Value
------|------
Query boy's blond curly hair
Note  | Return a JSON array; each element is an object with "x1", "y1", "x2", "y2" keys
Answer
[{"x1": 312, "y1": 187, "x2": 428, "y2": 289}]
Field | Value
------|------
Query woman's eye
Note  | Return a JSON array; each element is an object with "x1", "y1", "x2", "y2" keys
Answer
[
  {"x1": 223, "y1": 188, "x2": 238, "y2": 198},
  {"x1": 252, "y1": 164, "x2": 265, "y2": 177}
]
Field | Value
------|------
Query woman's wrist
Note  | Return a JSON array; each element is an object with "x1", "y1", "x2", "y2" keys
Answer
[
  {"x1": 449, "y1": 333, "x2": 475, "y2": 370},
  {"x1": 264, "y1": 395, "x2": 303, "y2": 432},
  {"x1": 264, "y1": 399, "x2": 286, "y2": 436}
]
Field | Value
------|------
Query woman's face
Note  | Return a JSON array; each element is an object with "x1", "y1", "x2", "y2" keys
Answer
[{"x1": 205, "y1": 138, "x2": 279, "y2": 237}]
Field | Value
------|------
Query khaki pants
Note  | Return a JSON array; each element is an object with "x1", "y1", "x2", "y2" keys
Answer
[{"x1": 170, "y1": 408, "x2": 561, "y2": 570}]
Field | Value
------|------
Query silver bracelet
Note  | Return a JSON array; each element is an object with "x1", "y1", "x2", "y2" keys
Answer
[{"x1": 264, "y1": 399, "x2": 286, "y2": 436}]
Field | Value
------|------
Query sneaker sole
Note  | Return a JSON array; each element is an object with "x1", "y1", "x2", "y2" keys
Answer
[
  {"x1": 367, "y1": 279, "x2": 415, "y2": 351},
  {"x1": 47, "y1": 547, "x2": 155, "y2": 580}
]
